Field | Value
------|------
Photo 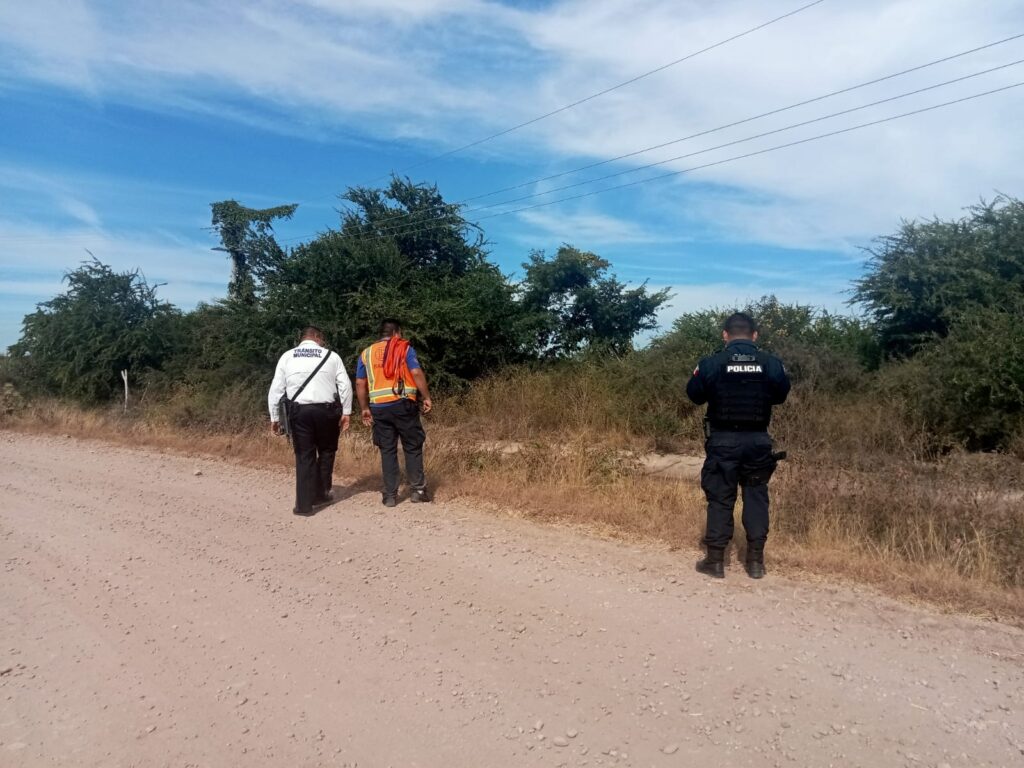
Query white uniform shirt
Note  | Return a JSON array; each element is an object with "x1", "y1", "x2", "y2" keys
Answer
[{"x1": 267, "y1": 340, "x2": 353, "y2": 421}]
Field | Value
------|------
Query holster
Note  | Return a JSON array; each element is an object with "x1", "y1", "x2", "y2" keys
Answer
[
  {"x1": 330, "y1": 392, "x2": 344, "y2": 419},
  {"x1": 278, "y1": 395, "x2": 294, "y2": 437},
  {"x1": 739, "y1": 450, "x2": 786, "y2": 487}
]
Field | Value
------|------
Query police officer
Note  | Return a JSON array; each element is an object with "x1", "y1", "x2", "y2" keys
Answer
[
  {"x1": 268, "y1": 326, "x2": 353, "y2": 516},
  {"x1": 355, "y1": 319, "x2": 433, "y2": 507},
  {"x1": 686, "y1": 312, "x2": 790, "y2": 579}
]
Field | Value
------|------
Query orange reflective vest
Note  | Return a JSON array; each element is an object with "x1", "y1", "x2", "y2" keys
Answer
[{"x1": 361, "y1": 340, "x2": 419, "y2": 406}]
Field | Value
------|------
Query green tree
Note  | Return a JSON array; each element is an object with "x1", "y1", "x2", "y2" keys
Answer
[
  {"x1": 210, "y1": 200, "x2": 298, "y2": 302},
  {"x1": 883, "y1": 297, "x2": 1024, "y2": 450},
  {"x1": 10, "y1": 259, "x2": 180, "y2": 403},
  {"x1": 520, "y1": 245, "x2": 670, "y2": 358},
  {"x1": 853, "y1": 196, "x2": 1024, "y2": 357},
  {"x1": 644, "y1": 296, "x2": 877, "y2": 394},
  {"x1": 258, "y1": 178, "x2": 531, "y2": 388}
]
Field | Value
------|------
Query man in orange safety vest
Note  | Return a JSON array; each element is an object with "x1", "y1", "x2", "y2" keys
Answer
[{"x1": 355, "y1": 319, "x2": 433, "y2": 507}]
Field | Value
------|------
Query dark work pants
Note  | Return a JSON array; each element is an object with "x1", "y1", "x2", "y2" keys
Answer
[
  {"x1": 700, "y1": 431, "x2": 775, "y2": 551},
  {"x1": 291, "y1": 403, "x2": 341, "y2": 514},
  {"x1": 371, "y1": 400, "x2": 426, "y2": 498}
]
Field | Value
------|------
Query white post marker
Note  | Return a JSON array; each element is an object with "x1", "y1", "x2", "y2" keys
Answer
[{"x1": 121, "y1": 369, "x2": 129, "y2": 413}]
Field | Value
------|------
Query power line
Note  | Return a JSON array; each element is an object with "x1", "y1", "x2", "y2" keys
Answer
[
  {"x1": 473, "y1": 82, "x2": 1024, "y2": 223},
  {"x1": 282, "y1": 81, "x2": 1022, "y2": 245},
  {"x1": 277, "y1": 33, "x2": 1023, "y2": 244},
  {"x1": 459, "y1": 32, "x2": 1024, "y2": 204},
  {"x1": 364, "y1": 0, "x2": 829, "y2": 183},
  {"x1": 461, "y1": 59, "x2": 1024, "y2": 214},
  {"x1": 281, "y1": 60, "x2": 1023, "y2": 245}
]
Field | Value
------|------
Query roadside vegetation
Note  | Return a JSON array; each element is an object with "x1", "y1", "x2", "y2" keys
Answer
[{"x1": 2, "y1": 183, "x2": 1022, "y2": 621}]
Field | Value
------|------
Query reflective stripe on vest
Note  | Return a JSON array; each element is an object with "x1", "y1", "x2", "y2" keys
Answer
[{"x1": 361, "y1": 340, "x2": 419, "y2": 405}]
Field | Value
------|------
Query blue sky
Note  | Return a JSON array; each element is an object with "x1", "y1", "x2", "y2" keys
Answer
[{"x1": 2, "y1": 0, "x2": 1023, "y2": 349}]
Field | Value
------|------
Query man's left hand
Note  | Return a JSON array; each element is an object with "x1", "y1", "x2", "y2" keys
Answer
[{"x1": 340, "y1": 414, "x2": 351, "y2": 433}]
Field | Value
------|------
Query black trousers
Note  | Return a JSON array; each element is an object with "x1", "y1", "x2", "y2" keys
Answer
[
  {"x1": 291, "y1": 403, "x2": 341, "y2": 513},
  {"x1": 371, "y1": 399, "x2": 426, "y2": 498},
  {"x1": 700, "y1": 430, "x2": 775, "y2": 551}
]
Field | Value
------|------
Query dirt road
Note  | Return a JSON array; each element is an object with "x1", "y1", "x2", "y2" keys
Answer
[{"x1": 1, "y1": 433, "x2": 1022, "y2": 767}]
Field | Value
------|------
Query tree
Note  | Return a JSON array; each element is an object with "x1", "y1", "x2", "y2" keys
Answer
[
  {"x1": 210, "y1": 200, "x2": 298, "y2": 302},
  {"x1": 520, "y1": 245, "x2": 670, "y2": 358},
  {"x1": 340, "y1": 177, "x2": 485, "y2": 276},
  {"x1": 10, "y1": 259, "x2": 180, "y2": 403},
  {"x1": 257, "y1": 179, "x2": 532, "y2": 388},
  {"x1": 853, "y1": 196, "x2": 1024, "y2": 357},
  {"x1": 644, "y1": 296, "x2": 877, "y2": 394},
  {"x1": 883, "y1": 297, "x2": 1024, "y2": 451}
]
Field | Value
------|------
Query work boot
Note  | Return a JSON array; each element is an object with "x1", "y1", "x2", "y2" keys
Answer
[
  {"x1": 409, "y1": 489, "x2": 431, "y2": 504},
  {"x1": 382, "y1": 495, "x2": 397, "y2": 508},
  {"x1": 745, "y1": 547, "x2": 765, "y2": 579},
  {"x1": 696, "y1": 547, "x2": 725, "y2": 579}
]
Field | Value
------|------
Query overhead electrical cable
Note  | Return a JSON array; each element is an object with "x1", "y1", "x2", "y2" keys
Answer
[
  {"x1": 459, "y1": 59, "x2": 1024, "y2": 214},
  {"x1": 273, "y1": 34, "x2": 1024, "y2": 244},
  {"x1": 367, "y1": 0, "x2": 829, "y2": 181},
  {"x1": 277, "y1": 62, "x2": 1023, "y2": 245},
  {"x1": 281, "y1": 81, "x2": 1023, "y2": 245},
  {"x1": 457, "y1": 32, "x2": 1024, "y2": 204},
  {"x1": 470, "y1": 82, "x2": 1024, "y2": 223}
]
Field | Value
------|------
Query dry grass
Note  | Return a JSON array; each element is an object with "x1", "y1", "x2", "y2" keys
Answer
[{"x1": 4, "y1": 395, "x2": 1022, "y2": 626}]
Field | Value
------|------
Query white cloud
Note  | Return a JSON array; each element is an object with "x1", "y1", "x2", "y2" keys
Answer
[
  {"x1": 0, "y1": 221, "x2": 229, "y2": 309},
  {"x1": 513, "y1": 208, "x2": 685, "y2": 246},
  {"x1": 1, "y1": 0, "x2": 1022, "y2": 252}
]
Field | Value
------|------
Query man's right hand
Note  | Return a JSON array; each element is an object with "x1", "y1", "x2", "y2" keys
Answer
[
  {"x1": 271, "y1": 421, "x2": 281, "y2": 436},
  {"x1": 361, "y1": 409, "x2": 373, "y2": 427}
]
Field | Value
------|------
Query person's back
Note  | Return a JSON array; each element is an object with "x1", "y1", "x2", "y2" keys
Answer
[
  {"x1": 688, "y1": 340, "x2": 788, "y2": 433},
  {"x1": 686, "y1": 313, "x2": 790, "y2": 579},
  {"x1": 355, "y1": 319, "x2": 433, "y2": 507},
  {"x1": 267, "y1": 326, "x2": 352, "y2": 515}
]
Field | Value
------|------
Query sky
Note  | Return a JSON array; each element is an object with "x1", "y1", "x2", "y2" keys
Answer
[{"x1": 1, "y1": 0, "x2": 1023, "y2": 349}]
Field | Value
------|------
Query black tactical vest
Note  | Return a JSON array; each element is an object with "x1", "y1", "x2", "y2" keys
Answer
[{"x1": 707, "y1": 350, "x2": 773, "y2": 431}]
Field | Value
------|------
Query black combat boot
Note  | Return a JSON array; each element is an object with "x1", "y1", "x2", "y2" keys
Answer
[
  {"x1": 745, "y1": 546, "x2": 765, "y2": 579},
  {"x1": 409, "y1": 489, "x2": 431, "y2": 504},
  {"x1": 696, "y1": 547, "x2": 725, "y2": 579}
]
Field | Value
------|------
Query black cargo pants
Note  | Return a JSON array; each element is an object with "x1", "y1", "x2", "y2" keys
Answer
[
  {"x1": 291, "y1": 403, "x2": 341, "y2": 514},
  {"x1": 700, "y1": 430, "x2": 776, "y2": 551},
  {"x1": 371, "y1": 399, "x2": 426, "y2": 499}
]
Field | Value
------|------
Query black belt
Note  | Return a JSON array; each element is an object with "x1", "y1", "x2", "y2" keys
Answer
[
  {"x1": 708, "y1": 423, "x2": 768, "y2": 433},
  {"x1": 294, "y1": 401, "x2": 333, "y2": 409}
]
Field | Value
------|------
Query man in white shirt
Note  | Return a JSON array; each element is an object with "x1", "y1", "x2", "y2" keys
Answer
[{"x1": 268, "y1": 326, "x2": 353, "y2": 516}]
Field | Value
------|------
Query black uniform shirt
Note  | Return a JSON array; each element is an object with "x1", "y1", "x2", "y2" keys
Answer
[{"x1": 686, "y1": 339, "x2": 791, "y2": 428}]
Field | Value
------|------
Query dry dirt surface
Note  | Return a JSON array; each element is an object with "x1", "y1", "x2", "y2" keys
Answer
[{"x1": 1, "y1": 433, "x2": 1022, "y2": 768}]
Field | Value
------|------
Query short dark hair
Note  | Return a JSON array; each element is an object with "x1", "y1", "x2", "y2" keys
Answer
[
  {"x1": 379, "y1": 318, "x2": 402, "y2": 337},
  {"x1": 723, "y1": 312, "x2": 757, "y2": 336},
  {"x1": 301, "y1": 325, "x2": 324, "y2": 339}
]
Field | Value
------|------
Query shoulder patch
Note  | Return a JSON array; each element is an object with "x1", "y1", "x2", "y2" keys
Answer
[{"x1": 693, "y1": 366, "x2": 699, "y2": 377}]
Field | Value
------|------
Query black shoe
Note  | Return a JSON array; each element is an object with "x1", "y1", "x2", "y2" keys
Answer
[
  {"x1": 293, "y1": 507, "x2": 313, "y2": 516},
  {"x1": 696, "y1": 548, "x2": 726, "y2": 579},
  {"x1": 745, "y1": 549, "x2": 766, "y2": 579},
  {"x1": 409, "y1": 489, "x2": 431, "y2": 504},
  {"x1": 313, "y1": 489, "x2": 334, "y2": 506},
  {"x1": 382, "y1": 495, "x2": 397, "y2": 508}
]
